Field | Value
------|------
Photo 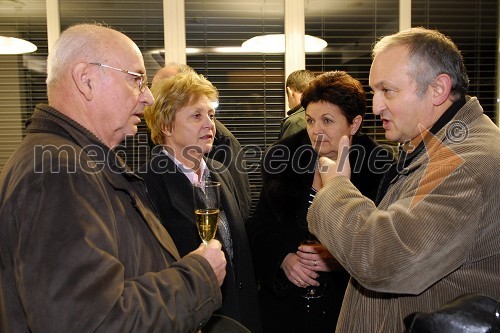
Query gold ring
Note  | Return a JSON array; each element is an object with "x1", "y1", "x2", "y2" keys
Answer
[{"x1": 314, "y1": 260, "x2": 317, "y2": 266}]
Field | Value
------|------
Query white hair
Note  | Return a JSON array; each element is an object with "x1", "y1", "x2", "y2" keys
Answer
[{"x1": 46, "y1": 23, "x2": 116, "y2": 90}]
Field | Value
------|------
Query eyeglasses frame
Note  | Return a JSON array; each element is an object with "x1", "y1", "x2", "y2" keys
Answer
[{"x1": 89, "y1": 62, "x2": 148, "y2": 93}]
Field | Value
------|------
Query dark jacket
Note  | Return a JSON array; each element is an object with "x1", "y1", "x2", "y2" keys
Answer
[
  {"x1": 141, "y1": 150, "x2": 262, "y2": 333},
  {"x1": 209, "y1": 120, "x2": 252, "y2": 221},
  {"x1": 248, "y1": 129, "x2": 393, "y2": 332},
  {"x1": 278, "y1": 105, "x2": 306, "y2": 140},
  {"x1": 0, "y1": 105, "x2": 221, "y2": 333}
]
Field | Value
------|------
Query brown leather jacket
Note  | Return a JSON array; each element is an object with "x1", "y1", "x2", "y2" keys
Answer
[{"x1": 0, "y1": 105, "x2": 221, "y2": 332}]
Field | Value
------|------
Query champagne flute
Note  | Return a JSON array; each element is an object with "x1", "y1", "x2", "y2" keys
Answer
[{"x1": 193, "y1": 181, "x2": 221, "y2": 244}]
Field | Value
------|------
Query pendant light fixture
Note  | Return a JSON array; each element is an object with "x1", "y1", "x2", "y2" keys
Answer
[
  {"x1": 241, "y1": 34, "x2": 327, "y2": 53},
  {"x1": 0, "y1": 36, "x2": 37, "y2": 55}
]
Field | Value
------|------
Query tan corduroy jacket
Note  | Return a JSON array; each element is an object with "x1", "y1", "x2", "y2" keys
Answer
[{"x1": 307, "y1": 97, "x2": 500, "y2": 333}]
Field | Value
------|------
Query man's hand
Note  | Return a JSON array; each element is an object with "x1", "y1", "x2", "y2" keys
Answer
[
  {"x1": 318, "y1": 135, "x2": 351, "y2": 184},
  {"x1": 192, "y1": 240, "x2": 226, "y2": 286}
]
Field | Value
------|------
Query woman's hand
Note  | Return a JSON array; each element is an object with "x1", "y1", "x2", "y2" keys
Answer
[
  {"x1": 296, "y1": 242, "x2": 343, "y2": 272},
  {"x1": 281, "y1": 253, "x2": 320, "y2": 288}
]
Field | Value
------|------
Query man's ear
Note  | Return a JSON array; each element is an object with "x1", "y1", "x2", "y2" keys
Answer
[
  {"x1": 72, "y1": 62, "x2": 94, "y2": 101},
  {"x1": 431, "y1": 73, "x2": 452, "y2": 106}
]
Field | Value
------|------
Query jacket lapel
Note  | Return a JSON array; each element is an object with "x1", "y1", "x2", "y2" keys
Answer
[
  {"x1": 158, "y1": 155, "x2": 196, "y2": 223},
  {"x1": 128, "y1": 185, "x2": 181, "y2": 260},
  {"x1": 110, "y1": 169, "x2": 182, "y2": 260},
  {"x1": 206, "y1": 162, "x2": 248, "y2": 258}
]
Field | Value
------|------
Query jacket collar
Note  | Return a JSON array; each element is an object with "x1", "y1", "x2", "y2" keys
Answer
[
  {"x1": 286, "y1": 104, "x2": 303, "y2": 116},
  {"x1": 376, "y1": 96, "x2": 476, "y2": 203},
  {"x1": 29, "y1": 104, "x2": 140, "y2": 177}
]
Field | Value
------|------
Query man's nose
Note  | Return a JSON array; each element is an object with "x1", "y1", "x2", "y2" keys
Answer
[{"x1": 372, "y1": 94, "x2": 385, "y2": 115}]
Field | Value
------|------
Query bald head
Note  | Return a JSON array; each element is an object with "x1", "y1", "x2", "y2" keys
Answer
[
  {"x1": 152, "y1": 62, "x2": 196, "y2": 85},
  {"x1": 47, "y1": 24, "x2": 138, "y2": 94},
  {"x1": 45, "y1": 23, "x2": 152, "y2": 148}
]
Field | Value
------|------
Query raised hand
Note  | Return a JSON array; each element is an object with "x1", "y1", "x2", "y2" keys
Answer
[{"x1": 318, "y1": 135, "x2": 351, "y2": 185}]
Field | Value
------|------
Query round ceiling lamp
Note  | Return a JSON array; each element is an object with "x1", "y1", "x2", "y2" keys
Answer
[
  {"x1": 0, "y1": 36, "x2": 37, "y2": 55},
  {"x1": 241, "y1": 34, "x2": 327, "y2": 53}
]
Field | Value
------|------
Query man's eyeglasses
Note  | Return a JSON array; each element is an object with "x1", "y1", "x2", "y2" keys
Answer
[{"x1": 89, "y1": 62, "x2": 148, "y2": 93}]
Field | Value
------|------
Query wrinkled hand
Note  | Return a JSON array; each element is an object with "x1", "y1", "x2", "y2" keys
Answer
[
  {"x1": 281, "y1": 253, "x2": 320, "y2": 288},
  {"x1": 192, "y1": 240, "x2": 226, "y2": 286},
  {"x1": 318, "y1": 135, "x2": 351, "y2": 185},
  {"x1": 297, "y1": 242, "x2": 343, "y2": 272}
]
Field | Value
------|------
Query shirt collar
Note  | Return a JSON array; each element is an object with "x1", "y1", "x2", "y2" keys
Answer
[{"x1": 161, "y1": 148, "x2": 207, "y2": 184}]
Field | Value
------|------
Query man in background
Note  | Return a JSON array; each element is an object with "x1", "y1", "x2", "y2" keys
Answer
[{"x1": 277, "y1": 69, "x2": 316, "y2": 140}]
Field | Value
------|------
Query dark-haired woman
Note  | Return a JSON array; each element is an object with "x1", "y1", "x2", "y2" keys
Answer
[{"x1": 248, "y1": 71, "x2": 393, "y2": 332}]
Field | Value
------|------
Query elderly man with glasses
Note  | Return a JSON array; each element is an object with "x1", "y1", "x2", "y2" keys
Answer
[
  {"x1": 0, "y1": 23, "x2": 227, "y2": 332},
  {"x1": 90, "y1": 62, "x2": 149, "y2": 93}
]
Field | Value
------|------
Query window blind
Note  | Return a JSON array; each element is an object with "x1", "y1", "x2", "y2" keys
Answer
[
  {"x1": 0, "y1": 0, "x2": 497, "y2": 191},
  {"x1": 305, "y1": 0, "x2": 399, "y2": 148},
  {"x1": 0, "y1": 1, "x2": 48, "y2": 171},
  {"x1": 185, "y1": 0, "x2": 286, "y2": 209},
  {"x1": 412, "y1": 0, "x2": 498, "y2": 121}
]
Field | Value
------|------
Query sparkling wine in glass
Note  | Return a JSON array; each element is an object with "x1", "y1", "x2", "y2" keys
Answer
[{"x1": 193, "y1": 181, "x2": 221, "y2": 244}]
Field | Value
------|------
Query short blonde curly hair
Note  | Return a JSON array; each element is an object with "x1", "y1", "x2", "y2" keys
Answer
[{"x1": 144, "y1": 72, "x2": 219, "y2": 145}]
